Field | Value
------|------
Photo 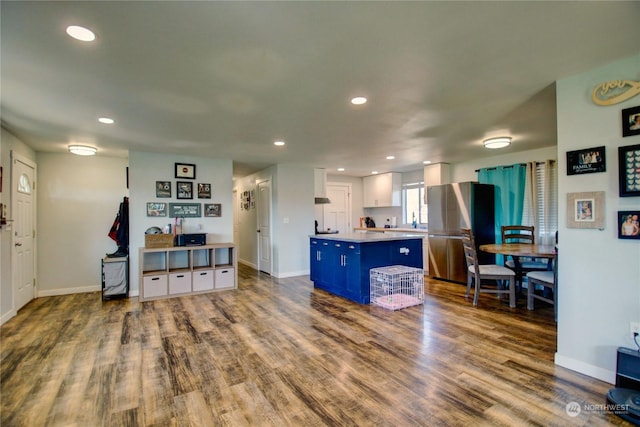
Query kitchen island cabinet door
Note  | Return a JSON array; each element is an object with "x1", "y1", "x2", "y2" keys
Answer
[
  {"x1": 310, "y1": 238, "x2": 334, "y2": 292},
  {"x1": 334, "y1": 242, "x2": 365, "y2": 303}
]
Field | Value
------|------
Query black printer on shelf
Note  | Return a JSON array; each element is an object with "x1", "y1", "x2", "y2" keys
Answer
[{"x1": 175, "y1": 233, "x2": 206, "y2": 246}]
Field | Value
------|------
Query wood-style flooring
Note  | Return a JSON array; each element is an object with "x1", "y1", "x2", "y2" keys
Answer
[{"x1": 1, "y1": 264, "x2": 631, "y2": 426}]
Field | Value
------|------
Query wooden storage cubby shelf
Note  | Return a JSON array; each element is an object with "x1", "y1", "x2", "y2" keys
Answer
[{"x1": 139, "y1": 243, "x2": 237, "y2": 301}]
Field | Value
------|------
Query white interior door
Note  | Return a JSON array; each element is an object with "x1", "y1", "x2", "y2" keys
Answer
[
  {"x1": 323, "y1": 183, "x2": 351, "y2": 233},
  {"x1": 11, "y1": 153, "x2": 36, "y2": 311},
  {"x1": 257, "y1": 180, "x2": 272, "y2": 274}
]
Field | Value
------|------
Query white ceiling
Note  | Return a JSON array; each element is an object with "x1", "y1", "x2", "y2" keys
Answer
[{"x1": 2, "y1": 1, "x2": 639, "y2": 177}]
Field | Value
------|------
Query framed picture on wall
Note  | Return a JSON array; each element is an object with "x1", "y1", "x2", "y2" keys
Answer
[
  {"x1": 618, "y1": 210, "x2": 640, "y2": 239},
  {"x1": 176, "y1": 181, "x2": 193, "y2": 199},
  {"x1": 618, "y1": 143, "x2": 640, "y2": 197},
  {"x1": 146, "y1": 202, "x2": 167, "y2": 217},
  {"x1": 175, "y1": 163, "x2": 196, "y2": 179},
  {"x1": 622, "y1": 105, "x2": 640, "y2": 137},
  {"x1": 566, "y1": 191, "x2": 605, "y2": 229},
  {"x1": 566, "y1": 146, "x2": 606, "y2": 175},
  {"x1": 156, "y1": 181, "x2": 171, "y2": 198},
  {"x1": 204, "y1": 203, "x2": 221, "y2": 217},
  {"x1": 197, "y1": 183, "x2": 211, "y2": 198}
]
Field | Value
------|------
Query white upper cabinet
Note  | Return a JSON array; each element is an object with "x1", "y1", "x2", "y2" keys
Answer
[
  {"x1": 363, "y1": 172, "x2": 401, "y2": 207},
  {"x1": 424, "y1": 163, "x2": 450, "y2": 203}
]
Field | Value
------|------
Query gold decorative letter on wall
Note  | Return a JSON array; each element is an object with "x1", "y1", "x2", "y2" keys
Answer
[{"x1": 592, "y1": 80, "x2": 640, "y2": 106}]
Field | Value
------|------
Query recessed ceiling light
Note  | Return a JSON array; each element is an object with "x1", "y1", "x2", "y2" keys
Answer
[
  {"x1": 66, "y1": 25, "x2": 96, "y2": 42},
  {"x1": 371, "y1": 171, "x2": 379, "y2": 175},
  {"x1": 423, "y1": 160, "x2": 432, "y2": 165},
  {"x1": 68, "y1": 145, "x2": 97, "y2": 156},
  {"x1": 337, "y1": 168, "x2": 345, "y2": 172},
  {"x1": 386, "y1": 156, "x2": 395, "y2": 160},
  {"x1": 98, "y1": 117, "x2": 114, "y2": 124},
  {"x1": 274, "y1": 140, "x2": 285, "y2": 146},
  {"x1": 351, "y1": 97, "x2": 367, "y2": 105},
  {"x1": 483, "y1": 137, "x2": 511, "y2": 149}
]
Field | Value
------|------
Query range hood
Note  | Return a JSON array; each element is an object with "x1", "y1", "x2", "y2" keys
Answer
[{"x1": 314, "y1": 168, "x2": 331, "y2": 204}]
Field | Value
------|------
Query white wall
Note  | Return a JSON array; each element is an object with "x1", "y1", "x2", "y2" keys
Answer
[
  {"x1": 37, "y1": 153, "x2": 128, "y2": 295},
  {"x1": 0, "y1": 128, "x2": 36, "y2": 323},
  {"x1": 554, "y1": 54, "x2": 640, "y2": 383},
  {"x1": 234, "y1": 164, "x2": 314, "y2": 278},
  {"x1": 129, "y1": 151, "x2": 233, "y2": 295}
]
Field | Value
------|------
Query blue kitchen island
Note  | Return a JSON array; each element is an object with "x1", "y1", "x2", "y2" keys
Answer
[{"x1": 310, "y1": 232, "x2": 424, "y2": 304}]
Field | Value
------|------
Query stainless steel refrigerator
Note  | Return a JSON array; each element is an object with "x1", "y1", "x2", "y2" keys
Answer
[{"x1": 427, "y1": 182, "x2": 495, "y2": 283}]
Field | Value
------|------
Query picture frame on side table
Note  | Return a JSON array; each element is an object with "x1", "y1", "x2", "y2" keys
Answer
[
  {"x1": 618, "y1": 210, "x2": 640, "y2": 239},
  {"x1": 567, "y1": 191, "x2": 605, "y2": 229},
  {"x1": 622, "y1": 105, "x2": 640, "y2": 137},
  {"x1": 618, "y1": 143, "x2": 640, "y2": 197},
  {"x1": 566, "y1": 146, "x2": 606, "y2": 175},
  {"x1": 176, "y1": 181, "x2": 193, "y2": 199},
  {"x1": 175, "y1": 162, "x2": 196, "y2": 179}
]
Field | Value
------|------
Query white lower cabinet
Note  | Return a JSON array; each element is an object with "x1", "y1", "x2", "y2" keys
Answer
[
  {"x1": 192, "y1": 270, "x2": 214, "y2": 292},
  {"x1": 169, "y1": 272, "x2": 192, "y2": 294},
  {"x1": 215, "y1": 268, "x2": 235, "y2": 289},
  {"x1": 143, "y1": 275, "x2": 168, "y2": 299},
  {"x1": 139, "y1": 243, "x2": 236, "y2": 301}
]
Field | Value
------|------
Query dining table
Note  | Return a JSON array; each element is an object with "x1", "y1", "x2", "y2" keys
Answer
[{"x1": 479, "y1": 243, "x2": 557, "y2": 294}]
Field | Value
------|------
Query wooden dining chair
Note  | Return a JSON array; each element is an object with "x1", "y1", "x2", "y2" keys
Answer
[
  {"x1": 526, "y1": 252, "x2": 558, "y2": 321},
  {"x1": 461, "y1": 228, "x2": 516, "y2": 308},
  {"x1": 501, "y1": 225, "x2": 549, "y2": 288}
]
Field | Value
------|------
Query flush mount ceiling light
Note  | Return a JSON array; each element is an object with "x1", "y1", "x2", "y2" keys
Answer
[
  {"x1": 351, "y1": 96, "x2": 367, "y2": 105},
  {"x1": 483, "y1": 137, "x2": 512, "y2": 149},
  {"x1": 66, "y1": 25, "x2": 96, "y2": 42},
  {"x1": 68, "y1": 145, "x2": 97, "y2": 156}
]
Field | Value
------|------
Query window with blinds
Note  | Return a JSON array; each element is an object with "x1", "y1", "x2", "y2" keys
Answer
[
  {"x1": 402, "y1": 181, "x2": 428, "y2": 225},
  {"x1": 522, "y1": 161, "x2": 558, "y2": 245}
]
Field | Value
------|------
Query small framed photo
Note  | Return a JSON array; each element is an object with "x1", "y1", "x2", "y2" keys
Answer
[
  {"x1": 618, "y1": 143, "x2": 640, "y2": 197},
  {"x1": 198, "y1": 183, "x2": 211, "y2": 199},
  {"x1": 566, "y1": 146, "x2": 606, "y2": 175},
  {"x1": 567, "y1": 191, "x2": 605, "y2": 229},
  {"x1": 176, "y1": 181, "x2": 193, "y2": 199},
  {"x1": 618, "y1": 210, "x2": 640, "y2": 239},
  {"x1": 204, "y1": 203, "x2": 221, "y2": 217},
  {"x1": 147, "y1": 202, "x2": 167, "y2": 217},
  {"x1": 156, "y1": 181, "x2": 171, "y2": 198},
  {"x1": 622, "y1": 106, "x2": 640, "y2": 137},
  {"x1": 175, "y1": 163, "x2": 196, "y2": 179}
]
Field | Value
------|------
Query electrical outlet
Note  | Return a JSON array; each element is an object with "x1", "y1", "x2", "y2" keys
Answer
[{"x1": 630, "y1": 322, "x2": 640, "y2": 336}]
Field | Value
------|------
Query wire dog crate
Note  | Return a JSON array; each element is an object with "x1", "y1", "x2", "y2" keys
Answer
[{"x1": 370, "y1": 265, "x2": 424, "y2": 310}]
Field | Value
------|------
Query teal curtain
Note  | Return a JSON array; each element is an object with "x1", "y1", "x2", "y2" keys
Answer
[{"x1": 478, "y1": 163, "x2": 527, "y2": 261}]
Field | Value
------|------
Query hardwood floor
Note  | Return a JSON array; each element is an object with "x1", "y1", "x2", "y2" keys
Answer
[{"x1": 1, "y1": 264, "x2": 631, "y2": 426}]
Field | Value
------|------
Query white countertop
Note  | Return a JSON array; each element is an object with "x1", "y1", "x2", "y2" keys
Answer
[{"x1": 310, "y1": 232, "x2": 424, "y2": 243}]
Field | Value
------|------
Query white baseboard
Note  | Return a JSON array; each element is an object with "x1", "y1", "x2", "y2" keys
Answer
[
  {"x1": 1, "y1": 309, "x2": 17, "y2": 326},
  {"x1": 555, "y1": 352, "x2": 616, "y2": 384},
  {"x1": 37, "y1": 285, "x2": 101, "y2": 297},
  {"x1": 238, "y1": 259, "x2": 257, "y2": 269},
  {"x1": 275, "y1": 270, "x2": 309, "y2": 279}
]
